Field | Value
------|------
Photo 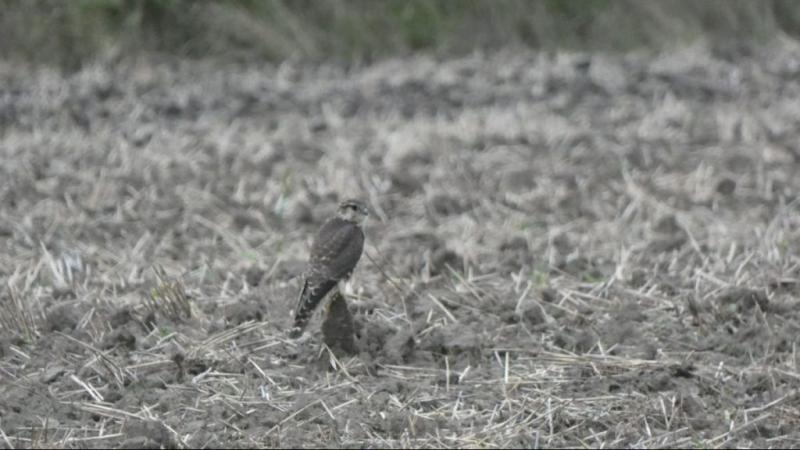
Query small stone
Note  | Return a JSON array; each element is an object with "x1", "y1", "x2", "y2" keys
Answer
[
  {"x1": 715, "y1": 178, "x2": 737, "y2": 196},
  {"x1": 245, "y1": 266, "x2": 265, "y2": 287},
  {"x1": 40, "y1": 366, "x2": 68, "y2": 384},
  {"x1": 652, "y1": 215, "x2": 682, "y2": 235}
]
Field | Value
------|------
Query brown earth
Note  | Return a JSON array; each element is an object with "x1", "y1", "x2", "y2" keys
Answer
[{"x1": 2, "y1": 41, "x2": 800, "y2": 447}]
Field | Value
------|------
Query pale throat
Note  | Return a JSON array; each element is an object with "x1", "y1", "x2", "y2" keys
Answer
[{"x1": 339, "y1": 209, "x2": 368, "y2": 225}]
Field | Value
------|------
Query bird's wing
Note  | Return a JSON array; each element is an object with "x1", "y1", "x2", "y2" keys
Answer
[{"x1": 309, "y1": 217, "x2": 365, "y2": 281}]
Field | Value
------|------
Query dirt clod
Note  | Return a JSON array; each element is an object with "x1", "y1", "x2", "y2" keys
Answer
[
  {"x1": 120, "y1": 420, "x2": 177, "y2": 449},
  {"x1": 715, "y1": 177, "x2": 737, "y2": 195},
  {"x1": 321, "y1": 291, "x2": 357, "y2": 356},
  {"x1": 717, "y1": 287, "x2": 769, "y2": 312},
  {"x1": 44, "y1": 302, "x2": 84, "y2": 333},
  {"x1": 101, "y1": 326, "x2": 137, "y2": 350},
  {"x1": 384, "y1": 328, "x2": 416, "y2": 364}
]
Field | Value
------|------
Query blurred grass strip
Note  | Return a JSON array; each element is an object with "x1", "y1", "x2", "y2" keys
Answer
[{"x1": 1, "y1": 0, "x2": 798, "y2": 68}]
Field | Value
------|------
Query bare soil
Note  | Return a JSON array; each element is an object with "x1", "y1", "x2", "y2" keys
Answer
[{"x1": 2, "y1": 41, "x2": 800, "y2": 448}]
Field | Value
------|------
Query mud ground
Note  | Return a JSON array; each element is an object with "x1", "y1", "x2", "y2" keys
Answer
[{"x1": 2, "y1": 41, "x2": 800, "y2": 447}]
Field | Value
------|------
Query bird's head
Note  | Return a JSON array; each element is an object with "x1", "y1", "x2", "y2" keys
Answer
[{"x1": 337, "y1": 199, "x2": 369, "y2": 224}]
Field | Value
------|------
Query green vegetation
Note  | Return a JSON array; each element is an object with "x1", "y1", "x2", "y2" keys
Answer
[{"x1": 2, "y1": 0, "x2": 800, "y2": 68}]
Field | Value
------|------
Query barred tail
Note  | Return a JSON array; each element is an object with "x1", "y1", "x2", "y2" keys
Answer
[{"x1": 289, "y1": 278, "x2": 337, "y2": 338}]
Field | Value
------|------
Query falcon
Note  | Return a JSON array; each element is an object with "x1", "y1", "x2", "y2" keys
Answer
[{"x1": 289, "y1": 199, "x2": 369, "y2": 338}]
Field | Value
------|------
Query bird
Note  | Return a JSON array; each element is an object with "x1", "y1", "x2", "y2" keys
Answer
[{"x1": 289, "y1": 199, "x2": 369, "y2": 338}]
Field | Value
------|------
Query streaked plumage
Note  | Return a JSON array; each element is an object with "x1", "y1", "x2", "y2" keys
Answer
[{"x1": 290, "y1": 199, "x2": 368, "y2": 338}]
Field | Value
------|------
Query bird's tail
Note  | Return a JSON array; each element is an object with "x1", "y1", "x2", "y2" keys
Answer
[{"x1": 289, "y1": 278, "x2": 338, "y2": 338}]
